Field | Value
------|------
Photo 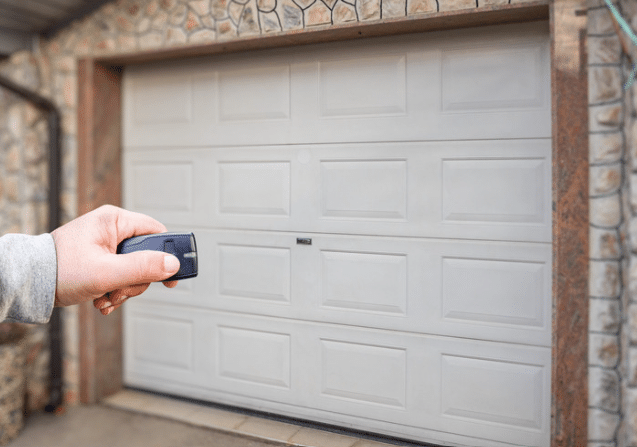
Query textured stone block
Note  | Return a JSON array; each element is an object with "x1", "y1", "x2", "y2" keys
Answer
[
  {"x1": 621, "y1": 387, "x2": 637, "y2": 445},
  {"x1": 590, "y1": 104, "x2": 623, "y2": 131},
  {"x1": 239, "y1": 2, "x2": 260, "y2": 35},
  {"x1": 589, "y1": 367, "x2": 620, "y2": 412},
  {"x1": 590, "y1": 66, "x2": 622, "y2": 104},
  {"x1": 590, "y1": 227, "x2": 621, "y2": 259},
  {"x1": 258, "y1": 0, "x2": 276, "y2": 11},
  {"x1": 439, "y1": 0, "x2": 475, "y2": 12},
  {"x1": 590, "y1": 260, "x2": 620, "y2": 298},
  {"x1": 588, "y1": 6, "x2": 616, "y2": 35},
  {"x1": 357, "y1": 0, "x2": 381, "y2": 20},
  {"x1": 166, "y1": 27, "x2": 188, "y2": 45},
  {"x1": 139, "y1": 31, "x2": 163, "y2": 50},
  {"x1": 170, "y1": 5, "x2": 188, "y2": 26},
  {"x1": 189, "y1": 28, "x2": 217, "y2": 43},
  {"x1": 216, "y1": 18, "x2": 239, "y2": 39},
  {"x1": 137, "y1": 16, "x2": 151, "y2": 33},
  {"x1": 278, "y1": 0, "x2": 303, "y2": 30},
  {"x1": 4, "y1": 177, "x2": 19, "y2": 203},
  {"x1": 7, "y1": 105, "x2": 23, "y2": 139},
  {"x1": 589, "y1": 408, "x2": 620, "y2": 442},
  {"x1": 590, "y1": 131, "x2": 623, "y2": 164},
  {"x1": 590, "y1": 298, "x2": 621, "y2": 333},
  {"x1": 333, "y1": 1, "x2": 356, "y2": 23},
  {"x1": 382, "y1": 0, "x2": 406, "y2": 18},
  {"x1": 151, "y1": 10, "x2": 170, "y2": 30},
  {"x1": 588, "y1": 35, "x2": 622, "y2": 64},
  {"x1": 117, "y1": 34, "x2": 138, "y2": 52},
  {"x1": 211, "y1": 0, "x2": 230, "y2": 19},
  {"x1": 590, "y1": 163, "x2": 621, "y2": 196},
  {"x1": 590, "y1": 194, "x2": 622, "y2": 227},
  {"x1": 407, "y1": 0, "x2": 437, "y2": 14},
  {"x1": 306, "y1": 0, "x2": 331, "y2": 25},
  {"x1": 589, "y1": 333, "x2": 619, "y2": 368},
  {"x1": 189, "y1": 0, "x2": 211, "y2": 15},
  {"x1": 6, "y1": 145, "x2": 21, "y2": 173}
]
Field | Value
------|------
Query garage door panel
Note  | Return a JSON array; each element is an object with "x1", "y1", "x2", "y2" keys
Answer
[
  {"x1": 304, "y1": 326, "x2": 550, "y2": 446},
  {"x1": 218, "y1": 65, "x2": 291, "y2": 122},
  {"x1": 319, "y1": 339, "x2": 407, "y2": 408},
  {"x1": 318, "y1": 55, "x2": 407, "y2": 118},
  {"x1": 440, "y1": 354, "x2": 544, "y2": 429},
  {"x1": 441, "y1": 158, "x2": 547, "y2": 224},
  {"x1": 218, "y1": 244, "x2": 291, "y2": 303},
  {"x1": 129, "y1": 161, "x2": 194, "y2": 213},
  {"x1": 441, "y1": 257, "x2": 545, "y2": 328},
  {"x1": 124, "y1": 305, "x2": 207, "y2": 387},
  {"x1": 440, "y1": 42, "x2": 547, "y2": 113},
  {"x1": 124, "y1": 23, "x2": 549, "y2": 148},
  {"x1": 218, "y1": 161, "x2": 291, "y2": 217},
  {"x1": 124, "y1": 67, "x2": 217, "y2": 147},
  {"x1": 125, "y1": 141, "x2": 549, "y2": 241},
  {"x1": 320, "y1": 159, "x2": 408, "y2": 220},
  {"x1": 430, "y1": 339, "x2": 550, "y2": 446},
  {"x1": 320, "y1": 250, "x2": 408, "y2": 315},
  {"x1": 217, "y1": 326, "x2": 291, "y2": 389},
  {"x1": 167, "y1": 230, "x2": 550, "y2": 346}
]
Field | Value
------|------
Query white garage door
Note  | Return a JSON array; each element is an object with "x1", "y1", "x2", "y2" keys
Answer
[{"x1": 123, "y1": 22, "x2": 551, "y2": 447}]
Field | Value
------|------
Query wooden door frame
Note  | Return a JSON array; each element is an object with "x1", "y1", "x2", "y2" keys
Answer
[{"x1": 76, "y1": 2, "x2": 588, "y2": 445}]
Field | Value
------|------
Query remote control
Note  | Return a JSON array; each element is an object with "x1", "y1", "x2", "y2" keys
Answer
[{"x1": 116, "y1": 232, "x2": 198, "y2": 281}]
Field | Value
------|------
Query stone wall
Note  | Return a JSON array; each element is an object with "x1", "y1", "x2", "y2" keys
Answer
[
  {"x1": 588, "y1": 1, "x2": 637, "y2": 446},
  {"x1": 0, "y1": 52, "x2": 53, "y2": 412}
]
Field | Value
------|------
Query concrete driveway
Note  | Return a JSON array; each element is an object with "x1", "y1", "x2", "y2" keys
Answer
[
  {"x1": 7, "y1": 405, "x2": 282, "y2": 447},
  {"x1": 5, "y1": 390, "x2": 405, "y2": 447}
]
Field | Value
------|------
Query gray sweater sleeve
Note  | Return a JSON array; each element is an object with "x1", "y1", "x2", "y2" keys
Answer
[{"x1": 0, "y1": 233, "x2": 57, "y2": 324}]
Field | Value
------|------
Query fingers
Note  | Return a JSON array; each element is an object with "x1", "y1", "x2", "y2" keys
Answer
[
  {"x1": 93, "y1": 283, "x2": 151, "y2": 315},
  {"x1": 96, "y1": 251, "x2": 180, "y2": 292},
  {"x1": 163, "y1": 280, "x2": 178, "y2": 288}
]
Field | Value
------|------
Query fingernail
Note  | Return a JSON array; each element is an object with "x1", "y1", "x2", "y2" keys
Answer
[
  {"x1": 102, "y1": 306, "x2": 114, "y2": 316},
  {"x1": 99, "y1": 301, "x2": 112, "y2": 310},
  {"x1": 115, "y1": 295, "x2": 129, "y2": 305},
  {"x1": 164, "y1": 254, "x2": 180, "y2": 273}
]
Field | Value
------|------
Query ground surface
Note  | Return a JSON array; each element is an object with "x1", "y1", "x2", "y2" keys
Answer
[{"x1": 7, "y1": 405, "x2": 281, "y2": 447}]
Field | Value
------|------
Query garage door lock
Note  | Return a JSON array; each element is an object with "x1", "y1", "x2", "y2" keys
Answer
[{"x1": 296, "y1": 238, "x2": 312, "y2": 245}]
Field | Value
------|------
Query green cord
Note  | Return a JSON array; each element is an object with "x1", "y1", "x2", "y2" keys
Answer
[{"x1": 604, "y1": 0, "x2": 637, "y2": 88}]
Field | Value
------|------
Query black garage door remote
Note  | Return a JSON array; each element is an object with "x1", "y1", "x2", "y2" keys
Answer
[{"x1": 116, "y1": 232, "x2": 198, "y2": 281}]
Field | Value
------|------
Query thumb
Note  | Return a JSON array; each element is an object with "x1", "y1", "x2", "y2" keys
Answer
[{"x1": 100, "y1": 251, "x2": 180, "y2": 291}]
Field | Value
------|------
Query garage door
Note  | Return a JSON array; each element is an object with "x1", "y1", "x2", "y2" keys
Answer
[{"x1": 122, "y1": 22, "x2": 551, "y2": 447}]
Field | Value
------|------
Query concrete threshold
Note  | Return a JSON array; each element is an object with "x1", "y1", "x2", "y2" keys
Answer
[{"x1": 103, "y1": 390, "x2": 399, "y2": 447}]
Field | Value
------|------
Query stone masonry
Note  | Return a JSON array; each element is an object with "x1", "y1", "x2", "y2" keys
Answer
[
  {"x1": 589, "y1": 1, "x2": 637, "y2": 446},
  {"x1": 0, "y1": 53, "x2": 53, "y2": 412}
]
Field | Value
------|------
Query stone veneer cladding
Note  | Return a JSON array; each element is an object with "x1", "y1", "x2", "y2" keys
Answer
[
  {"x1": 0, "y1": 0, "x2": 606, "y2": 442},
  {"x1": 588, "y1": 1, "x2": 637, "y2": 446}
]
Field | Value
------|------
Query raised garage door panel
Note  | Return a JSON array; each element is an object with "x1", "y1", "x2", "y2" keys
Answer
[
  {"x1": 133, "y1": 229, "x2": 551, "y2": 346},
  {"x1": 124, "y1": 139, "x2": 551, "y2": 242},
  {"x1": 123, "y1": 22, "x2": 550, "y2": 148},
  {"x1": 125, "y1": 304, "x2": 550, "y2": 447},
  {"x1": 123, "y1": 21, "x2": 552, "y2": 447}
]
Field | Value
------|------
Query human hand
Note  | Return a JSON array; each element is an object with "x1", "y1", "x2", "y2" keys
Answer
[{"x1": 51, "y1": 205, "x2": 180, "y2": 315}]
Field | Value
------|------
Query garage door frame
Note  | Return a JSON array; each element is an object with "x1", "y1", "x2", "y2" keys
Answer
[{"x1": 75, "y1": 1, "x2": 588, "y2": 445}]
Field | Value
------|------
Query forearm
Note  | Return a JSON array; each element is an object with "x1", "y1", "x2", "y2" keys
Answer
[{"x1": 0, "y1": 233, "x2": 57, "y2": 324}]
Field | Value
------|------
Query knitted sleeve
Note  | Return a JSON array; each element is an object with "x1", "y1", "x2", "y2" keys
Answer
[{"x1": 0, "y1": 233, "x2": 57, "y2": 324}]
